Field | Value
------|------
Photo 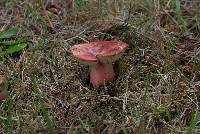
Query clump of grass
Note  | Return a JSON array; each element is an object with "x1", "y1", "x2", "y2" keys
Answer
[
  {"x1": 1, "y1": 91, "x2": 13, "y2": 133},
  {"x1": 32, "y1": 74, "x2": 56, "y2": 134},
  {"x1": 0, "y1": 0, "x2": 200, "y2": 133}
]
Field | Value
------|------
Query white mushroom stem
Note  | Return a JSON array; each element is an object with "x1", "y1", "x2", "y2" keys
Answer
[{"x1": 90, "y1": 62, "x2": 115, "y2": 87}]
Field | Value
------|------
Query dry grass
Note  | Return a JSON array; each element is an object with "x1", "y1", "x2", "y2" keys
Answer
[{"x1": 0, "y1": 0, "x2": 200, "y2": 133}]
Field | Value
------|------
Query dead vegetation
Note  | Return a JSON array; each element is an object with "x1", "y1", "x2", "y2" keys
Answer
[{"x1": 0, "y1": 0, "x2": 200, "y2": 133}]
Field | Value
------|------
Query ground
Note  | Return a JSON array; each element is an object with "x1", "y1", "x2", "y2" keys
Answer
[{"x1": 0, "y1": 0, "x2": 200, "y2": 134}]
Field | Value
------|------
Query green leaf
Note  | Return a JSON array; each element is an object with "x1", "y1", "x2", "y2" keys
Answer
[
  {"x1": 0, "y1": 28, "x2": 17, "y2": 39},
  {"x1": 0, "y1": 43, "x2": 27, "y2": 56},
  {"x1": 6, "y1": 43, "x2": 27, "y2": 54},
  {"x1": 0, "y1": 39, "x2": 25, "y2": 46}
]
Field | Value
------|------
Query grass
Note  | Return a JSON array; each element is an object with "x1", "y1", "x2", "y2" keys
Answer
[{"x1": 0, "y1": 0, "x2": 200, "y2": 133}]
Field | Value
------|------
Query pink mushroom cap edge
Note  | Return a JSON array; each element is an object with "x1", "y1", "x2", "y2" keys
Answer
[{"x1": 70, "y1": 40, "x2": 128, "y2": 65}]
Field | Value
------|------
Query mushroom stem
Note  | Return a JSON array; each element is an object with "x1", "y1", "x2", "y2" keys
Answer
[{"x1": 90, "y1": 62, "x2": 115, "y2": 87}]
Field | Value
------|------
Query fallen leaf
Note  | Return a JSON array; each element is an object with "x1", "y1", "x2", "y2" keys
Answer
[
  {"x1": 46, "y1": 3, "x2": 61, "y2": 15},
  {"x1": 31, "y1": 24, "x2": 43, "y2": 35},
  {"x1": 176, "y1": 81, "x2": 188, "y2": 91},
  {"x1": 161, "y1": 127, "x2": 169, "y2": 134},
  {"x1": 183, "y1": 64, "x2": 193, "y2": 75},
  {"x1": 48, "y1": 7, "x2": 59, "y2": 15}
]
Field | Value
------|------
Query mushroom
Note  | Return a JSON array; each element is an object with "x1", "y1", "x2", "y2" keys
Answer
[{"x1": 70, "y1": 40, "x2": 128, "y2": 87}]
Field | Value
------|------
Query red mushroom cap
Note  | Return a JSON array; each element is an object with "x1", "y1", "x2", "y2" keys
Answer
[{"x1": 70, "y1": 40, "x2": 128, "y2": 65}]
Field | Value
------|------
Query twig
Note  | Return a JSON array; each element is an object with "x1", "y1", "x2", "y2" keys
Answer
[
  {"x1": 64, "y1": 26, "x2": 94, "y2": 42},
  {"x1": 129, "y1": 25, "x2": 158, "y2": 44},
  {"x1": 188, "y1": 46, "x2": 200, "y2": 63},
  {"x1": 163, "y1": 9, "x2": 180, "y2": 29}
]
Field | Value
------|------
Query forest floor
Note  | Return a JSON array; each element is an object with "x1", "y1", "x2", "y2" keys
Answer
[{"x1": 0, "y1": 0, "x2": 200, "y2": 134}]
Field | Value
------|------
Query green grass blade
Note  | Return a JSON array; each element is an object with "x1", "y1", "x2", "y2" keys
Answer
[
  {"x1": 0, "y1": 28, "x2": 17, "y2": 39},
  {"x1": 175, "y1": 0, "x2": 188, "y2": 32},
  {"x1": 185, "y1": 110, "x2": 199, "y2": 134},
  {"x1": 32, "y1": 74, "x2": 56, "y2": 134},
  {"x1": 0, "y1": 43, "x2": 27, "y2": 56},
  {"x1": 5, "y1": 91, "x2": 13, "y2": 134},
  {"x1": 175, "y1": 0, "x2": 181, "y2": 16},
  {"x1": 42, "y1": 108, "x2": 56, "y2": 134}
]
